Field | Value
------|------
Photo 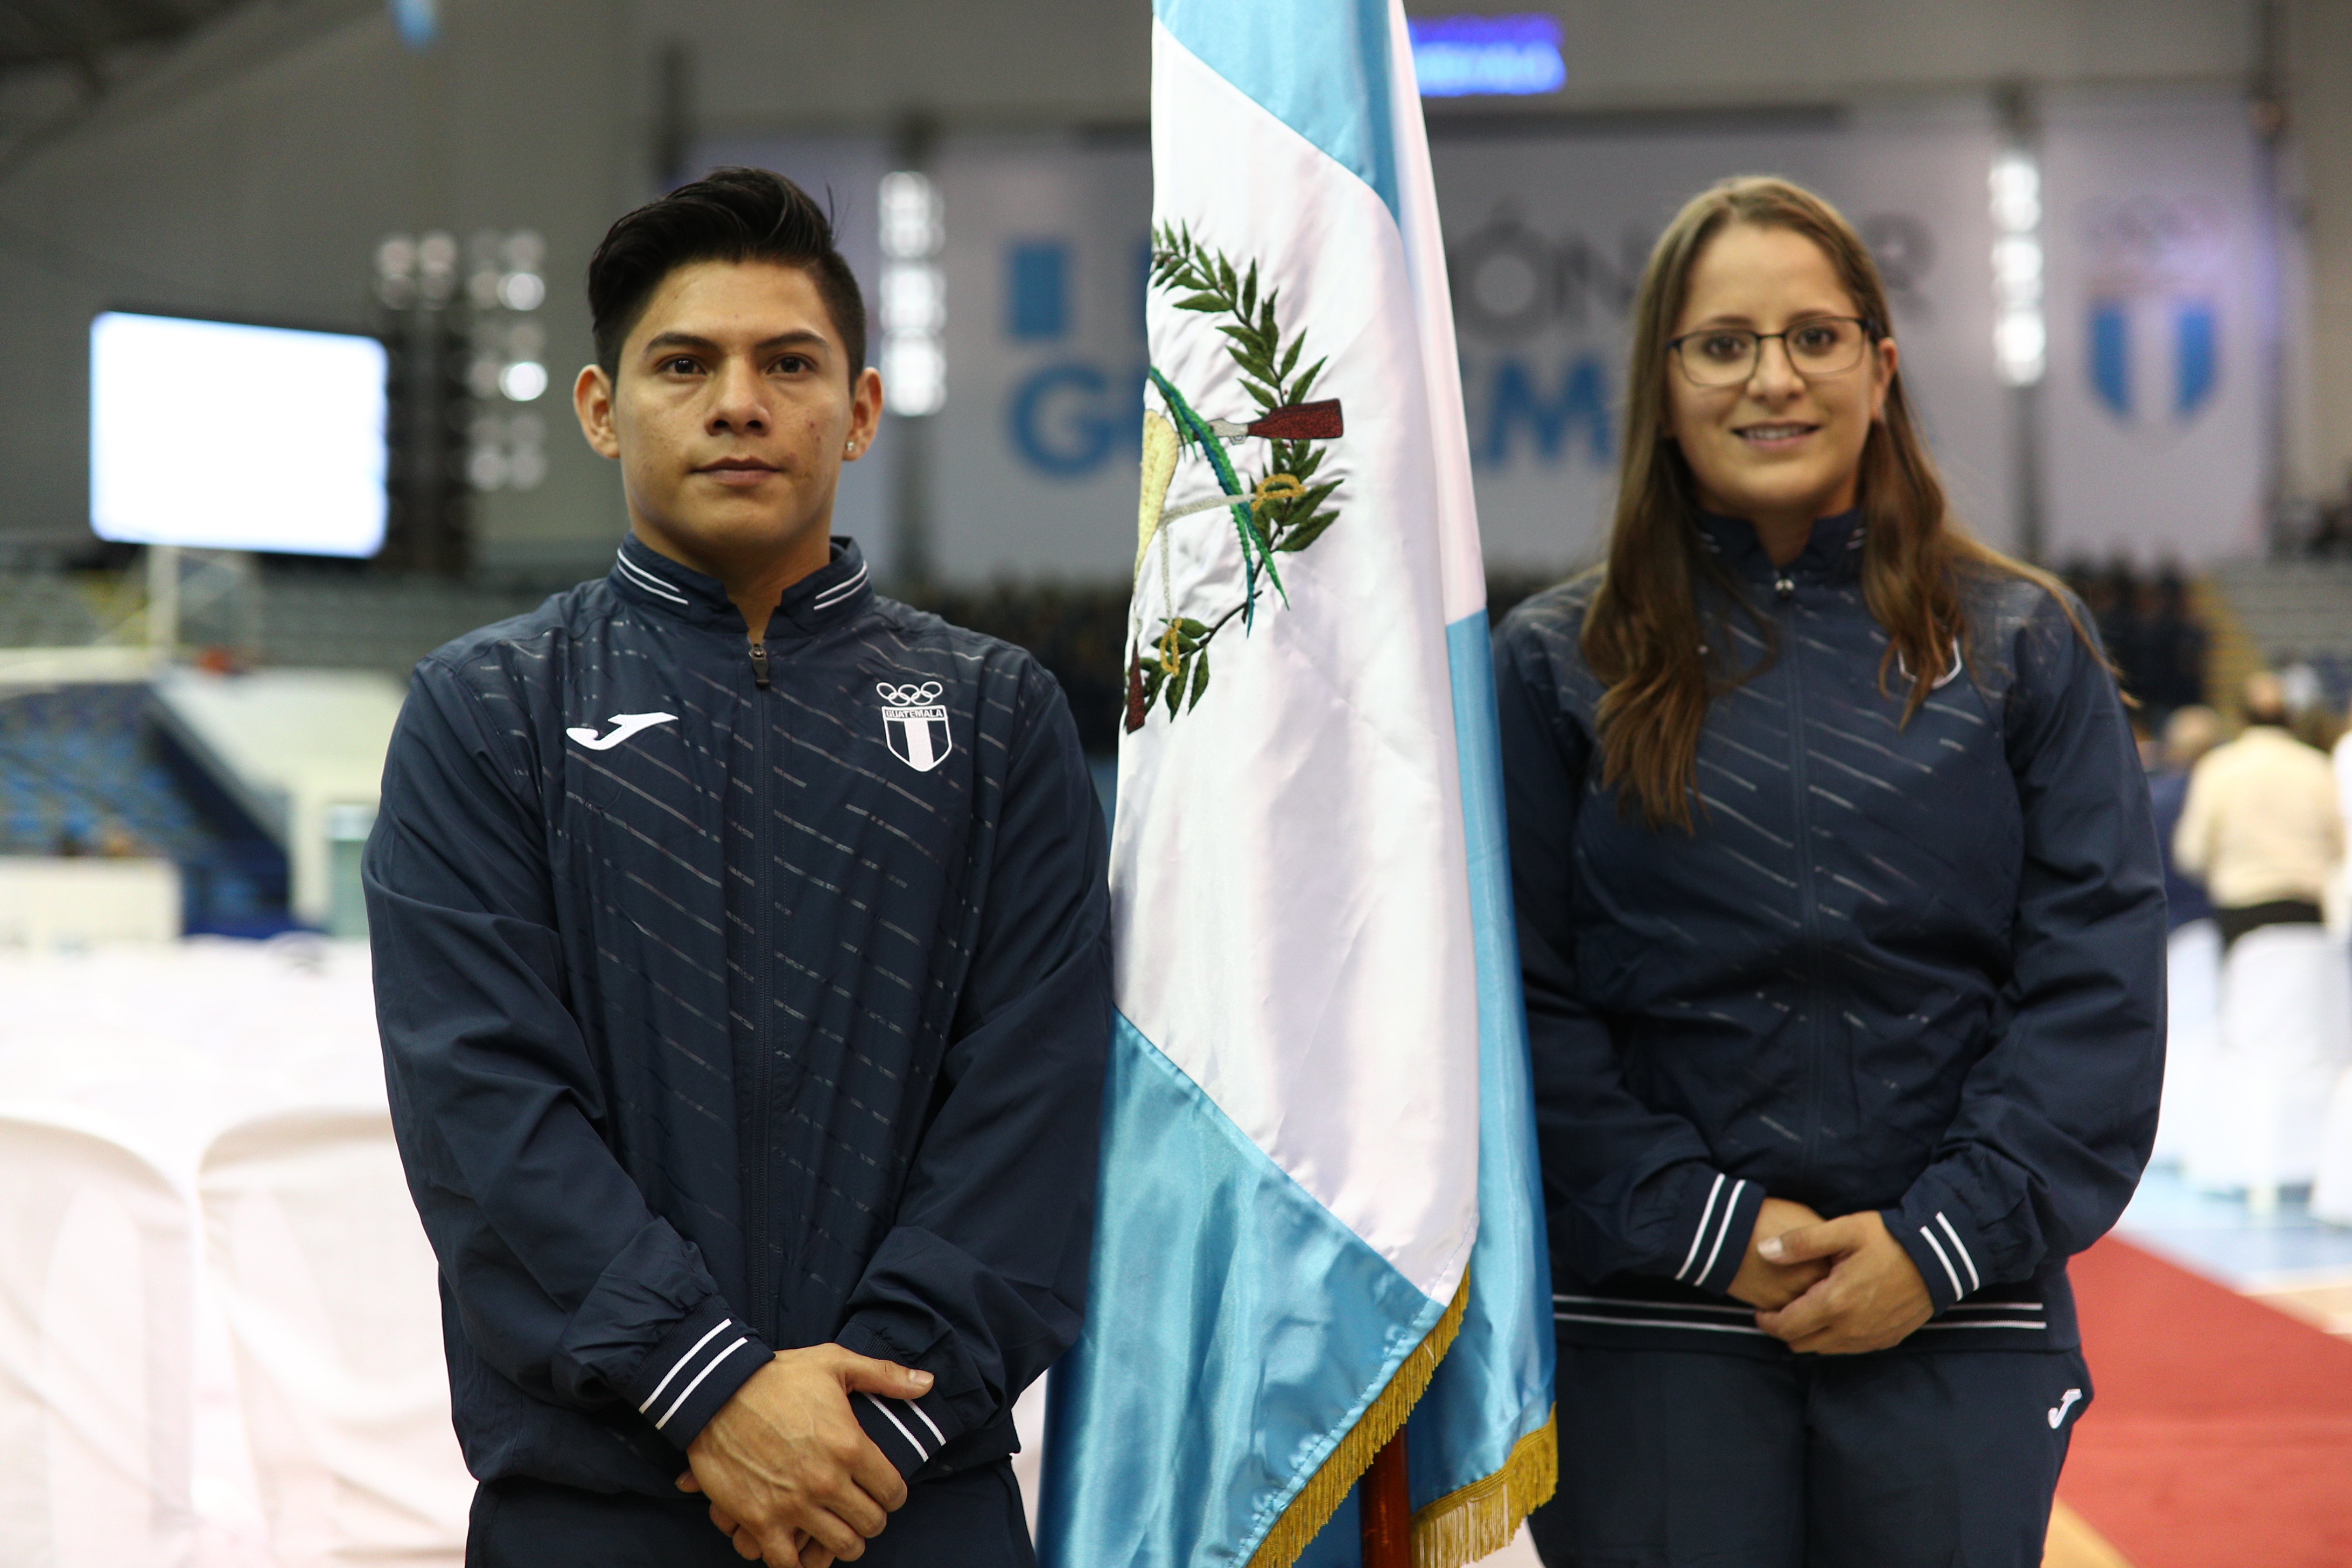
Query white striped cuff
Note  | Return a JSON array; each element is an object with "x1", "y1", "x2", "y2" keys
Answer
[
  {"x1": 1669, "y1": 1168, "x2": 1763, "y2": 1296},
  {"x1": 1891, "y1": 1200, "x2": 1990, "y2": 1312},
  {"x1": 853, "y1": 1389, "x2": 949, "y2": 1479},
  {"x1": 624, "y1": 1299, "x2": 772, "y2": 1451}
]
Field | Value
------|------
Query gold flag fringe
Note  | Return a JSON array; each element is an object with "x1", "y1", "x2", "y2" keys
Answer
[
  {"x1": 1409, "y1": 1407, "x2": 1558, "y2": 1568},
  {"x1": 1244, "y1": 1271, "x2": 1472, "y2": 1568}
]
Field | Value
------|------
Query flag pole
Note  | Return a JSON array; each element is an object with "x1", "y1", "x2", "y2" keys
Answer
[{"x1": 1360, "y1": 1430, "x2": 1412, "y2": 1568}]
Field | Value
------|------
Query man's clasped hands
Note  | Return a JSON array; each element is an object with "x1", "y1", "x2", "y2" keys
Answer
[{"x1": 680, "y1": 1344, "x2": 933, "y2": 1568}]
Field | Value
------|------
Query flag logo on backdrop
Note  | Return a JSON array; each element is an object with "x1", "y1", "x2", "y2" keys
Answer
[
  {"x1": 2082, "y1": 194, "x2": 2224, "y2": 430},
  {"x1": 1042, "y1": 4, "x2": 1555, "y2": 1567}
]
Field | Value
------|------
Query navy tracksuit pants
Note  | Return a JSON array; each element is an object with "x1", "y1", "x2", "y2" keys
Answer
[
  {"x1": 1527, "y1": 1340, "x2": 2093, "y2": 1568},
  {"x1": 466, "y1": 1462, "x2": 1035, "y2": 1568}
]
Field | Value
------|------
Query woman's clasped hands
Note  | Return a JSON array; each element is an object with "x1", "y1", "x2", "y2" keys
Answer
[{"x1": 1727, "y1": 1196, "x2": 1935, "y2": 1355}]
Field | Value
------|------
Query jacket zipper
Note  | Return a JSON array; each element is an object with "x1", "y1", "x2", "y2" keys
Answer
[
  {"x1": 746, "y1": 633, "x2": 774, "y2": 1338},
  {"x1": 1774, "y1": 571, "x2": 1831, "y2": 1186}
]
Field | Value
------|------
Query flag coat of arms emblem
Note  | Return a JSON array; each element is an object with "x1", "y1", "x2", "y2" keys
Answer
[
  {"x1": 1040, "y1": 3, "x2": 1555, "y2": 1565},
  {"x1": 877, "y1": 681, "x2": 951, "y2": 772}
]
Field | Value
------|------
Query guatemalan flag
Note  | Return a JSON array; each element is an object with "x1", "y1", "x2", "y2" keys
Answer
[{"x1": 1037, "y1": 4, "x2": 1555, "y2": 1565}]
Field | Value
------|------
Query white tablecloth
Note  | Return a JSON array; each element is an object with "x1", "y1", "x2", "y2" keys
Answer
[
  {"x1": 0, "y1": 937, "x2": 450, "y2": 1568},
  {"x1": 0, "y1": 940, "x2": 1542, "y2": 1566},
  {"x1": 0, "y1": 937, "x2": 390, "y2": 1184}
]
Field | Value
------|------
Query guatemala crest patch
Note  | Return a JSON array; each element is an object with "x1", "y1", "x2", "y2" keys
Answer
[{"x1": 877, "y1": 681, "x2": 951, "y2": 773}]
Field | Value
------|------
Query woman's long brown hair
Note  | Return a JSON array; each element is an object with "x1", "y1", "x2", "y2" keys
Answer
[{"x1": 1583, "y1": 175, "x2": 2085, "y2": 831}]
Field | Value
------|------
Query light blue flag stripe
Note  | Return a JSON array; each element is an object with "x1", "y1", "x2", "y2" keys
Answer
[
  {"x1": 1154, "y1": 0, "x2": 1401, "y2": 219},
  {"x1": 1040, "y1": 1013, "x2": 1452, "y2": 1568},
  {"x1": 1407, "y1": 613, "x2": 1557, "y2": 1506},
  {"x1": 1249, "y1": 617, "x2": 1555, "y2": 1567}
]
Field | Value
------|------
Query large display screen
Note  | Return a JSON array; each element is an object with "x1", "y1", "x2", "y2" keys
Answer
[{"x1": 90, "y1": 310, "x2": 390, "y2": 557}]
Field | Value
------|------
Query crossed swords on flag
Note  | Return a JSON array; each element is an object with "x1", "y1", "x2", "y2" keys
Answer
[
  {"x1": 1135, "y1": 390, "x2": 1346, "y2": 600},
  {"x1": 1138, "y1": 394, "x2": 1345, "y2": 532}
]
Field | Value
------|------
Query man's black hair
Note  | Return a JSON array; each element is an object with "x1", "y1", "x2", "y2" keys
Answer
[{"x1": 587, "y1": 166, "x2": 866, "y2": 382}]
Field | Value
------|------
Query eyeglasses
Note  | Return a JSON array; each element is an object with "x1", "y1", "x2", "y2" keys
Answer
[{"x1": 1667, "y1": 317, "x2": 1879, "y2": 388}]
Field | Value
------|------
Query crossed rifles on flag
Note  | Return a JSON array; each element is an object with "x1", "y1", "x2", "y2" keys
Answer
[
  {"x1": 1138, "y1": 393, "x2": 1346, "y2": 542},
  {"x1": 1131, "y1": 387, "x2": 1346, "y2": 728}
]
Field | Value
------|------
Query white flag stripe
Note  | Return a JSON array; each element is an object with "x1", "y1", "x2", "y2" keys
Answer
[
  {"x1": 1114, "y1": 21, "x2": 1479, "y2": 1296},
  {"x1": 1046, "y1": 8, "x2": 1555, "y2": 1560},
  {"x1": 1382, "y1": 0, "x2": 1484, "y2": 627}
]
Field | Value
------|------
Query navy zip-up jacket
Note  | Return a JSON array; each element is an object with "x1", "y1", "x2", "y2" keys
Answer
[
  {"x1": 1494, "y1": 512, "x2": 2164, "y2": 1354},
  {"x1": 364, "y1": 534, "x2": 1111, "y2": 1494}
]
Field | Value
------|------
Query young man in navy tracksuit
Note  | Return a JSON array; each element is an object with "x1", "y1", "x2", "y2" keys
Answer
[{"x1": 365, "y1": 169, "x2": 1111, "y2": 1568}]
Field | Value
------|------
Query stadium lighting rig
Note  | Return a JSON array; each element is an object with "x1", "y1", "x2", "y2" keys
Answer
[{"x1": 372, "y1": 226, "x2": 549, "y2": 572}]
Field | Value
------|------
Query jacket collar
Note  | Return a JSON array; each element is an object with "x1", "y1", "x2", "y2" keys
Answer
[
  {"x1": 1693, "y1": 507, "x2": 1866, "y2": 585},
  {"x1": 609, "y1": 533, "x2": 874, "y2": 638}
]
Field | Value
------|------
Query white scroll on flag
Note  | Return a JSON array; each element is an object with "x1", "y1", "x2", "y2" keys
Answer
[{"x1": 1038, "y1": 4, "x2": 1556, "y2": 1565}]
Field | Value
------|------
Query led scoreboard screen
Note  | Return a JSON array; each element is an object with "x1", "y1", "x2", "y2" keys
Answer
[{"x1": 90, "y1": 310, "x2": 390, "y2": 558}]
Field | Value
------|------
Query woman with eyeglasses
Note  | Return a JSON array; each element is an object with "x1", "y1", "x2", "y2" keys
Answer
[{"x1": 1495, "y1": 177, "x2": 2164, "y2": 1565}]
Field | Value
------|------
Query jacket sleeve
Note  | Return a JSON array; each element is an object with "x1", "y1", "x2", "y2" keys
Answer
[
  {"x1": 1495, "y1": 621, "x2": 1763, "y2": 1299},
  {"x1": 2326, "y1": 773, "x2": 2347, "y2": 870},
  {"x1": 835, "y1": 666, "x2": 1113, "y2": 1479},
  {"x1": 2172, "y1": 757, "x2": 2215, "y2": 882},
  {"x1": 1885, "y1": 597, "x2": 2167, "y2": 1313},
  {"x1": 365, "y1": 657, "x2": 772, "y2": 1452}
]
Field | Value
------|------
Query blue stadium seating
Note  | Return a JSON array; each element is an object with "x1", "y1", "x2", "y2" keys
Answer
[{"x1": 0, "y1": 683, "x2": 295, "y2": 936}]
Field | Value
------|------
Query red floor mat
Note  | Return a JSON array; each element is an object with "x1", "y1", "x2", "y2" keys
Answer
[{"x1": 2060, "y1": 1236, "x2": 2352, "y2": 1568}]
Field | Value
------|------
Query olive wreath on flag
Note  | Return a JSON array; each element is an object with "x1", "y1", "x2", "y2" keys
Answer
[{"x1": 1126, "y1": 223, "x2": 1347, "y2": 731}]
